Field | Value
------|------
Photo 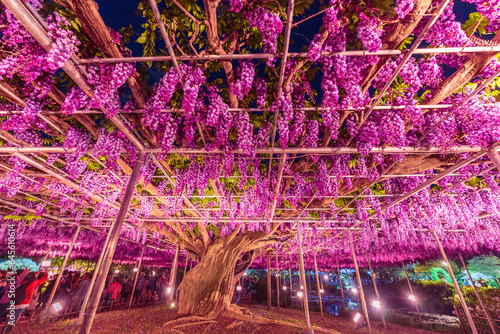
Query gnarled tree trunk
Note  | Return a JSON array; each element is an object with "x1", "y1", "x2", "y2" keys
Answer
[{"x1": 177, "y1": 231, "x2": 267, "y2": 318}]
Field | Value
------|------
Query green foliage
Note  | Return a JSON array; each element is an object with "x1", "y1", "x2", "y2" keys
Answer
[
  {"x1": 414, "y1": 260, "x2": 460, "y2": 277},
  {"x1": 467, "y1": 256, "x2": 500, "y2": 278},
  {"x1": 398, "y1": 35, "x2": 414, "y2": 50},
  {"x1": 462, "y1": 12, "x2": 491, "y2": 36},
  {"x1": 430, "y1": 267, "x2": 452, "y2": 283},
  {"x1": 415, "y1": 280, "x2": 456, "y2": 306}
]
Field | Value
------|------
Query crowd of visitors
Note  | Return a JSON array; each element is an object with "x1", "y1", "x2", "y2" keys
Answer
[{"x1": 0, "y1": 268, "x2": 171, "y2": 332}]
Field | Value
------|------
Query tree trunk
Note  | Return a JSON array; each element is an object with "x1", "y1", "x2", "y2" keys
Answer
[{"x1": 176, "y1": 232, "x2": 266, "y2": 318}]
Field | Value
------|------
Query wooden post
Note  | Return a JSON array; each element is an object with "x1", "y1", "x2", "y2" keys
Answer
[
  {"x1": 367, "y1": 255, "x2": 386, "y2": 329},
  {"x1": 348, "y1": 229, "x2": 371, "y2": 334},
  {"x1": 168, "y1": 245, "x2": 180, "y2": 303},
  {"x1": 336, "y1": 258, "x2": 345, "y2": 310},
  {"x1": 298, "y1": 223, "x2": 314, "y2": 334},
  {"x1": 267, "y1": 251, "x2": 272, "y2": 308},
  {"x1": 275, "y1": 252, "x2": 280, "y2": 308},
  {"x1": 401, "y1": 262, "x2": 422, "y2": 321},
  {"x1": 431, "y1": 232, "x2": 477, "y2": 333},
  {"x1": 128, "y1": 246, "x2": 145, "y2": 308},
  {"x1": 39, "y1": 226, "x2": 81, "y2": 323},
  {"x1": 77, "y1": 221, "x2": 114, "y2": 324},
  {"x1": 433, "y1": 231, "x2": 478, "y2": 334},
  {"x1": 183, "y1": 250, "x2": 188, "y2": 279},
  {"x1": 313, "y1": 249, "x2": 324, "y2": 318},
  {"x1": 289, "y1": 267, "x2": 293, "y2": 309},
  {"x1": 80, "y1": 151, "x2": 145, "y2": 334},
  {"x1": 459, "y1": 254, "x2": 496, "y2": 334}
]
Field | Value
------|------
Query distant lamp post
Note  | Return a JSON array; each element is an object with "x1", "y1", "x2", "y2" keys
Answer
[
  {"x1": 409, "y1": 295, "x2": 416, "y2": 301},
  {"x1": 372, "y1": 300, "x2": 381, "y2": 308}
]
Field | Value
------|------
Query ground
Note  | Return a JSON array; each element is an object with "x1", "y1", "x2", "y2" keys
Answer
[{"x1": 9, "y1": 304, "x2": 449, "y2": 333}]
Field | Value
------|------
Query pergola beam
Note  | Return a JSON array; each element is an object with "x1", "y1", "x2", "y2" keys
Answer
[
  {"x1": 0, "y1": 144, "x2": 497, "y2": 155},
  {"x1": 1, "y1": 103, "x2": 492, "y2": 115},
  {"x1": 75, "y1": 46, "x2": 500, "y2": 64}
]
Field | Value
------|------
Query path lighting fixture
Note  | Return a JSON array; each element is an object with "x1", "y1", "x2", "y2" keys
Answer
[
  {"x1": 409, "y1": 295, "x2": 416, "y2": 301},
  {"x1": 297, "y1": 291, "x2": 303, "y2": 297},
  {"x1": 372, "y1": 300, "x2": 380, "y2": 308},
  {"x1": 133, "y1": 268, "x2": 138, "y2": 272},
  {"x1": 152, "y1": 271, "x2": 155, "y2": 275},
  {"x1": 114, "y1": 269, "x2": 119, "y2": 274},
  {"x1": 236, "y1": 286, "x2": 242, "y2": 291},
  {"x1": 300, "y1": 285, "x2": 304, "y2": 289},
  {"x1": 41, "y1": 260, "x2": 51, "y2": 267},
  {"x1": 319, "y1": 289, "x2": 324, "y2": 294},
  {"x1": 323, "y1": 274, "x2": 329, "y2": 280},
  {"x1": 243, "y1": 272, "x2": 248, "y2": 276},
  {"x1": 53, "y1": 303, "x2": 62, "y2": 312},
  {"x1": 353, "y1": 313, "x2": 361, "y2": 323},
  {"x1": 351, "y1": 287, "x2": 358, "y2": 293},
  {"x1": 283, "y1": 286, "x2": 287, "y2": 290},
  {"x1": 167, "y1": 287, "x2": 172, "y2": 293},
  {"x1": 170, "y1": 303, "x2": 175, "y2": 307}
]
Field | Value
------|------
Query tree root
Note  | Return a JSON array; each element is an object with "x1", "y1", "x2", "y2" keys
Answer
[
  {"x1": 163, "y1": 315, "x2": 212, "y2": 327},
  {"x1": 221, "y1": 309, "x2": 302, "y2": 329},
  {"x1": 173, "y1": 320, "x2": 216, "y2": 329},
  {"x1": 226, "y1": 320, "x2": 245, "y2": 329},
  {"x1": 221, "y1": 309, "x2": 337, "y2": 333}
]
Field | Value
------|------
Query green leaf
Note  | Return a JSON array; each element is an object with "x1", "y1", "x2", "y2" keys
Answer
[
  {"x1": 137, "y1": 33, "x2": 148, "y2": 44},
  {"x1": 462, "y1": 12, "x2": 490, "y2": 36},
  {"x1": 399, "y1": 35, "x2": 414, "y2": 50}
]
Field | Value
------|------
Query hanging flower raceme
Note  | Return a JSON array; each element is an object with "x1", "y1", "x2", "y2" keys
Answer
[{"x1": 244, "y1": 6, "x2": 282, "y2": 65}]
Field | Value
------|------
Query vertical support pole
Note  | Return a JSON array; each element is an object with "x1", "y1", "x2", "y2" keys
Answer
[
  {"x1": 313, "y1": 249, "x2": 324, "y2": 318},
  {"x1": 39, "y1": 226, "x2": 81, "y2": 323},
  {"x1": 433, "y1": 231, "x2": 478, "y2": 334},
  {"x1": 402, "y1": 262, "x2": 422, "y2": 322},
  {"x1": 459, "y1": 254, "x2": 496, "y2": 333},
  {"x1": 168, "y1": 245, "x2": 180, "y2": 303},
  {"x1": 267, "y1": 251, "x2": 272, "y2": 308},
  {"x1": 275, "y1": 253, "x2": 280, "y2": 308},
  {"x1": 128, "y1": 246, "x2": 146, "y2": 308},
  {"x1": 297, "y1": 223, "x2": 314, "y2": 334},
  {"x1": 289, "y1": 267, "x2": 293, "y2": 309},
  {"x1": 77, "y1": 222, "x2": 114, "y2": 324},
  {"x1": 336, "y1": 258, "x2": 345, "y2": 310},
  {"x1": 80, "y1": 151, "x2": 145, "y2": 334},
  {"x1": 183, "y1": 250, "x2": 188, "y2": 279},
  {"x1": 348, "y1": 229, "x2": 371, "y2": 334},
  {"x1": 367, "y1": 255, "x2": 386, "y2": 329}
]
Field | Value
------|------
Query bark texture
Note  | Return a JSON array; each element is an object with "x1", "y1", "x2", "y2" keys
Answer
[{"x1": 177, "y1": 232, "x2": 266, "y2": 318}]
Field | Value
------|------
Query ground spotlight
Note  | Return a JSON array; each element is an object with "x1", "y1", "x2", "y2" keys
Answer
[{"x1": 53, "y1": 303, "x2": 62, "y2": 312}]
